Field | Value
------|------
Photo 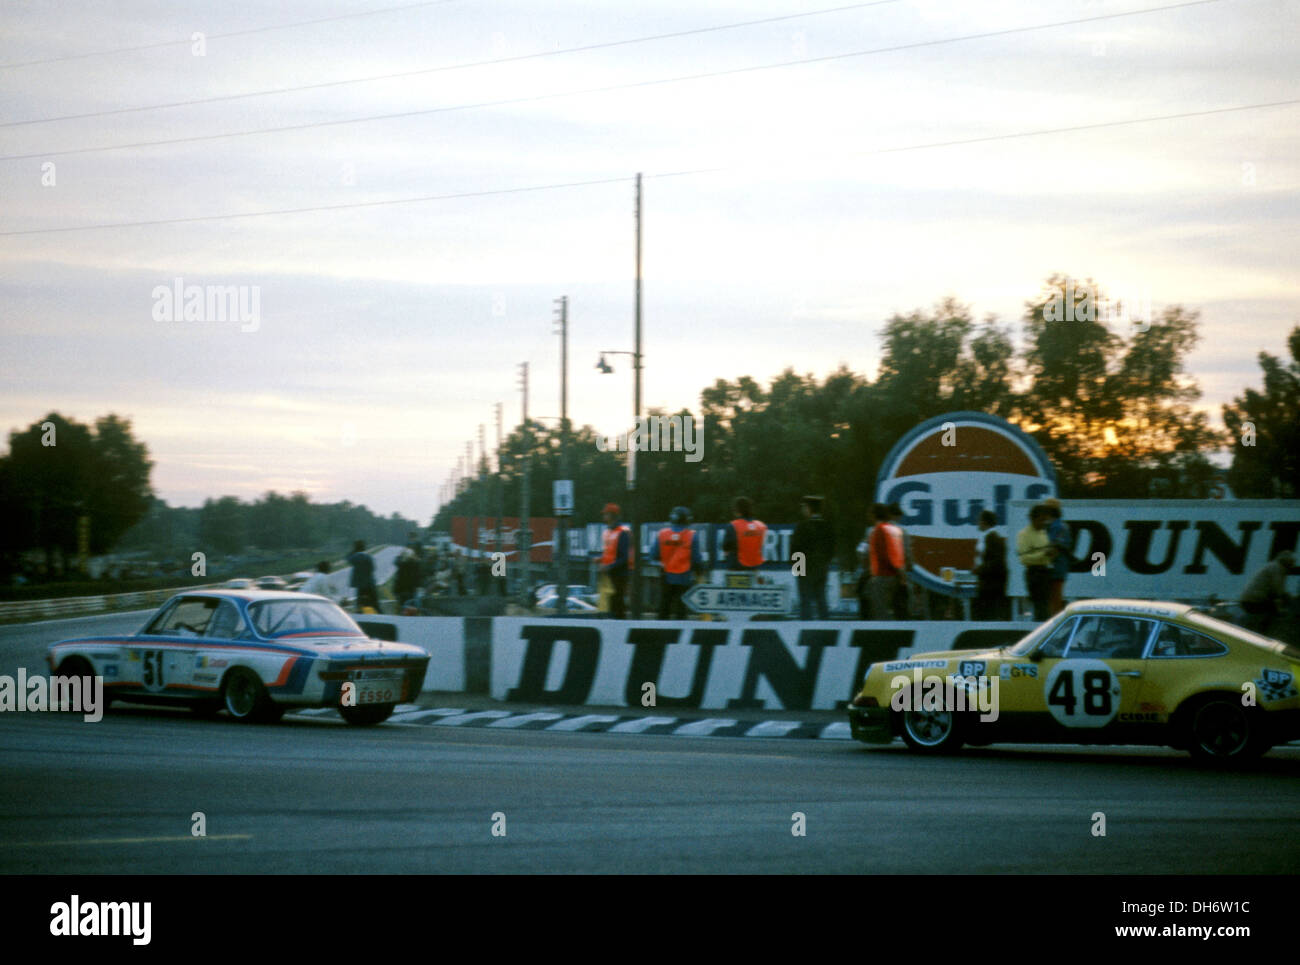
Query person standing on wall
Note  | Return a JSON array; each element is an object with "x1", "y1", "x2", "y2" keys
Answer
[
  {"x1": 973, "y1": 509, "x2": 1009, "y2": 621},
  {"x1": 599, "y1": 502, "x2": 632, "y2": 619},
  {"x1": 1017, "y1": 505, "x2": 1055, "y2": 622},
  {"x1": 867, "y1": 503, "x2": 907, "y2": 620},
  {"x1": 1043, "y1": 498, "x2": 1072, "y2": 616},
  {"x1": 650, "y1": 506, "x2": 703, "y2": 620},
  {"x1": 348, "y1": 540, "x2": 379, "y2": 614},
  {"x1": 888, "y1": 502, "x2": 918, "y2": 619},
  {"x1": 722, "y1": 497, "x2": 768, "y2": 571},
  {"x1": 791, "y1": 495, "x2": 835, "y2": 619}
]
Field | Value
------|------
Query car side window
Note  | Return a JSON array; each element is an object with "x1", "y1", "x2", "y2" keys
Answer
[
  {"x1": 1036, "y1": 617, "x2": 1078, "y2": 658},
  {"x1": 1066, "y1": 616, "x2": 1154, "y2": 659},
  {"x1": 151, "y1": 598, "x2": 219, "y2": 636},
  {"x1": 1150, "y1": 622, "x2": 1229, "y2": 658},
  {"x1": 205, "y1": 601, "x2": 247, "y2": 639}
]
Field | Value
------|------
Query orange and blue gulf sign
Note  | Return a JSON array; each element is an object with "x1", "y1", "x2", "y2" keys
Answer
[{"x1": 875, "y1": 411, "x2": 1057, "y2": 596}]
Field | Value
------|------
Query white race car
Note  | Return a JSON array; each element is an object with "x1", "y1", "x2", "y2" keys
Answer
[{"x1": 47, "y1": 589, "x2": 430, "y2": 725}]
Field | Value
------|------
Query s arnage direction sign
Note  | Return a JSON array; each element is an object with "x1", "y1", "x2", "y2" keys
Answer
[
  {"x1": 1006, "y1": 499, "x2": 1300, "y2": 602},
  {"x1": 682, "y1": 582, "x2": 789, "y2": 613},
  {"x1": 876, "y1": 411, "x2": 1056, "y2": 597}
]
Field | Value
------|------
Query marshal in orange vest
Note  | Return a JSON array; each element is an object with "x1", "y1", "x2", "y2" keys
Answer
[
  {"x1": 730, "y1": 518, "x2": 767, "y2": 568},
  {"x1": 600, "y1": 524, "x2": 632, "y2": 569},
  {"x1": 657, "y1": 527, "x2": 695, "y2": 575}
]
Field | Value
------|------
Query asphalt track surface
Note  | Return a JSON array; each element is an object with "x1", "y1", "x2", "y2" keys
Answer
[{"x1": 3, "y1": 614, "x2": 1300, "y2": 874}]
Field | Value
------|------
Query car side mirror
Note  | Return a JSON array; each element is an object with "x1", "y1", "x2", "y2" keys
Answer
[{"x1": 1027, "y1": 649, "x2": 1044, "y2": 662}]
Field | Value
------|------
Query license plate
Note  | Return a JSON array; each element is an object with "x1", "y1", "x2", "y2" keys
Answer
[{"x1": 354, "y1": 674, "x2": 403, "y2": 704}]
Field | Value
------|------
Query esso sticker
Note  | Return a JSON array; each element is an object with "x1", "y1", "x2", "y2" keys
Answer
[{"x1": 1044, "y1": 659, "x2": 1120, "y2": 728}]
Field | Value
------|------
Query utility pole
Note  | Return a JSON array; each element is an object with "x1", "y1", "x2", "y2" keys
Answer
[
  {"x1": 518, "y1": 362, "x2": 532, "y2": 605},
  {"x1": 555, "y1": 296, "x2": 569, "y2": 616},
  {"x1": 465, "y1": 440, "x2": 475, "y2": 574},
  {"x1": 478, "y1": 423, "x2": 487, "y2": 594},
  {"x1": 630, "y1": 172, "x2": 644, "y2": 618},
  {"x1": 495, "y1": 402, "x2": 504, "y2": 595}
]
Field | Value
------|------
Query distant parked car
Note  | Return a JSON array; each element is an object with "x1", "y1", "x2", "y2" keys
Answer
[
  {"x1": 254, "y1": 575, "x2": 288, "y2": 590},
  {"x1": 223, "y1": 577, "x2": 254, "y2": 589},
  {"x1": 286, "y1": 571, "x2": 314, "y2": 592}
]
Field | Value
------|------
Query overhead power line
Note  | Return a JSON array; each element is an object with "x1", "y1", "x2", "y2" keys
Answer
[
  {"x1": 0, "y1": 0, "x2": 463, "y2": 70},
  {"x1": 3, "y1": 1, "x2": 901, "y2": 128},
  {"x1": 0, "y1": 0, "x2": 1228, "y2": 164},
  {"x1": 3, "y1": 96, "x2": 1293, "y2": 238}
]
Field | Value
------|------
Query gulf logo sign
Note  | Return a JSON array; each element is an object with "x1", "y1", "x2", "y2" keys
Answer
[{"x1": 875, "y1": 411, "x2": 1057, "y2": 595}]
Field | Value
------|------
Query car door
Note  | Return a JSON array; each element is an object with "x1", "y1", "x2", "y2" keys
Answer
[
  {"x1": 995, "y1": 614, "x2": 1154, "y2": 741},
  {"x1": 135, "y1": 596, "x2": 219, "y2": 696},
  {"x1": 191, "y1": 601, "x2": 247, "y2": 692}
]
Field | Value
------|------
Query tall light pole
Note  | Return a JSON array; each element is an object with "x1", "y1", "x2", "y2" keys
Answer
[
  {"x1": 631, "y1": 173, "x2": 644, "y2": 617},
  {"x1": 517, "y1": 362, "x2": 531, "y2": 604},
  {"x1": 555, "y1": 296, "x2": 570, "y2": 616}
]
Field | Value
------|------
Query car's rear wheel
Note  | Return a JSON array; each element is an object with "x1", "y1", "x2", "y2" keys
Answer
[
  {"x1": 1184, "y1": 697, "x2": 1268, "y2": 762},
  {"x1": 222, "y1": 668, "x2": 282, "y2": 723},
  {"x1": 339, "y1": 702, "x2": 396, "y2": 726},
  {"x1": 899, "y1": 708, "x2": 964, "y2": 753}
]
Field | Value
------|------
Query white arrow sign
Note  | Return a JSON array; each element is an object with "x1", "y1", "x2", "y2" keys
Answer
[{"x1": 683, "y1": 583, "x2": 789, "y2": 613}]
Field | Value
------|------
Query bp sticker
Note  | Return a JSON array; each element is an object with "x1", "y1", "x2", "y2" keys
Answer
[{"x1": 1044, "y1": 659, "x2": 1120, "y2": 728}]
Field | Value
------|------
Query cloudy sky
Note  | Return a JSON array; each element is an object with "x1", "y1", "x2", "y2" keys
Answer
[{"x1": 2, "y1": 0, "x2": 1296, "y2": 523}]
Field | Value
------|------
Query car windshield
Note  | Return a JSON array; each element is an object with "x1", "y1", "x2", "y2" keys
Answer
[
  {"x1": 1005, "y1": 613, "x2": 1070, "y2": 656},
  {"x1": 1187, "y1": 611, "x2": 1300, "y2": 661},
  {"x1": 248, "y1": 599, "x2": 361, "y2": 637}
]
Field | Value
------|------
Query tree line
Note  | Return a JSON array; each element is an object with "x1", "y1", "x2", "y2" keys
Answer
[{"x1": 435, "y1": 276, "x2": 1300, "y2": 567}]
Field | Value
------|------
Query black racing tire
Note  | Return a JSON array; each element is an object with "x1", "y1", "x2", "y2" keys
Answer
[
  {"x1": 339, "y1": 702, "x2": 396, "y2": 726},
  {"x1": 53, "y1": 657, "x2": 111, "y2": 712},
  {"x1": 1183, "y1": 696, "x2": 1269, "y2": 763},
  {"x1": 898, "y1": 708, "x2": 965, "y2": 753},
  {"x1": 221, "y1": 667, "x2": 282, "y2": 724}
]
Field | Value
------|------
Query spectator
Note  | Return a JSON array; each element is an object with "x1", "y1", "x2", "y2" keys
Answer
[
  {"x1": 649, "y1": 506, "x2": 703, "y2": 619},
  {"x1": 1240, "y1": 550, "x2": 1296, "y2": 635},
  {"x1": 867, "y1": 503, "x2": 907, "y2": 620},
  {"x1": 888, "y1": 502, "x2": 918, "y2": 618},
  {"x1": 972, "y1": 510, "x2": 1009, "y2": 621},
  {"x1": 300, "y1": 560, "x2": 338, "y2": 603},
  {"x1": 393, "y1": 549, "x2": 422, "y2": 611},
  {"x1": 1043, "y1": 498, "x2": 1072, "y2": 615},
  {"x1": 348, "y1": 540, "x2": 380, "y2": 614},
  {"x1": 1017, "y1": 506, "x2": 1055, "y2": 622},
  {"x1": 722, "y1": 497, "x2": 768, "y2": 570},
  {"x1": 791, "y1": 495, "x2": 835, "y2": 619},
  {"x1": 598, "y1": 502, "x2": 632, "y2": 619}
]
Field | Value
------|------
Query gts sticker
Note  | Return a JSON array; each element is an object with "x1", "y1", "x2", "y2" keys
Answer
[{"x1": 999, "y1": 663, "x2": 1038, "y2": 680}]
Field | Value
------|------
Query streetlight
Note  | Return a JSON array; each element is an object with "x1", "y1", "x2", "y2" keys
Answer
[{"x1": 595, "y1": 347, "x2": 643, "y2": 617}]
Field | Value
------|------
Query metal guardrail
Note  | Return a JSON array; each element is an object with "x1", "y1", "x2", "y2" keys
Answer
[{"x1": 0, "y1": 583, "x2": 224, "y2": 623}]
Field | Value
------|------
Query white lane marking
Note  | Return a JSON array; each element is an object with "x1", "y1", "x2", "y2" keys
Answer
[
  {"x1": 545, "y1": 714, "x2": 621, "y2": 732},
  {"x1": 819, "y1": 722, "x2": 852, "y2": 740},
  {"x1": 433, "y1": 710, "x2": 514, "y2": 726},
  {"x1": 487, "y1": 712, "x2": 564, "y2": 728},
  {"x1": 608, "y1": 716, "x2": 679, "y2": 733},
  {"x1": 390, "y1": 707, "x2": 468, "y2": 722},
  {"x1": 672, "y1": 718, "x2": 739, "y2": 736},
  {"x1": 744, "y1": 720, "x2": 803, "y2": 738}
]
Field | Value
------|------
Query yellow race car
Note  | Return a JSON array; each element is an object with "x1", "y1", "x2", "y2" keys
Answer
[{"x1": 847, "y1": 599, "x2": 1300, "y2": 762}]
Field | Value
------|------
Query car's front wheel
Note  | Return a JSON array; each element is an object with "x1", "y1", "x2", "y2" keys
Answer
[
  {"x1": 222, "y1": 668, "x2": 283, "y2": 723},
  {"x1": 339, "y1": 703, "x2": 396, "y2": 726},
  {"x1": 899, "y1": 708, "x2": 964, "y2": 753},
  {"x1": 1184, "y1": 697, "x2": 1268, "y2": 763}
]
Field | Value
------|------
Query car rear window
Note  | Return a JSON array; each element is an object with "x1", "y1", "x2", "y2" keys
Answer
[{"x1": 248, "y1": 600, "x2": 360, "y2": 637}]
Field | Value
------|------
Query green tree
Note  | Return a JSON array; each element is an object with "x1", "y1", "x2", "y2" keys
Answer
[{"x1": 1223, "y1": 326, "x2": 1300, "y2": 497}]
